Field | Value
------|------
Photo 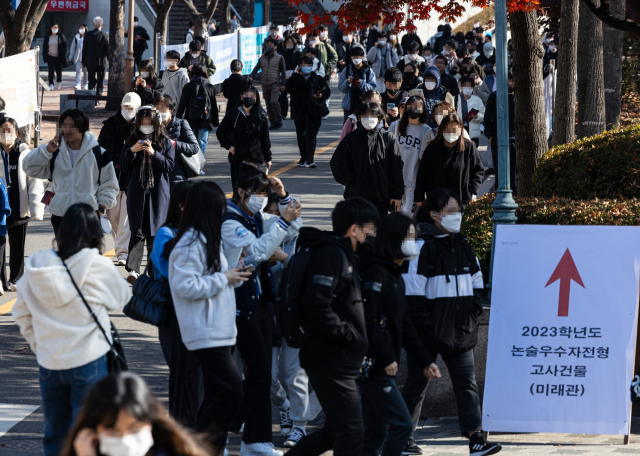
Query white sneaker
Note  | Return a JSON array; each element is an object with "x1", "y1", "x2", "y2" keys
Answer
[
  {"x1": 284, "y1": 427, "x2": 305, "y2": 447},
  {"x1": 49, "y1": 84, "x2": 54, "y2": 91},
  {"x1": 116, "y1": 258, "x2": 127, "y2": 266},
  {"x1": 55, "y1": 82, "x2": 61, "y2": 90},
  {"x1": 74, "y1": 85, "x2": 81, "y2": 90},
  {"x1": 126, "y1": 271, "x2": 139, "y2": 285},
  {"x1": 239, "y1": 442, "x2": 283, "y2": 456},
  {"x1": 83, "y1": 85, "x2": 89, "y2": 90}
]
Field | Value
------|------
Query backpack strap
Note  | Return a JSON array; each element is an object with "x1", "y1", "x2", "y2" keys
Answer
[
  {"x1": 49, "y1": 149, "x2": 60, "y2": 182},
  {"x1": 92, "y1": 145, "x2": 106, "y2": 185}
]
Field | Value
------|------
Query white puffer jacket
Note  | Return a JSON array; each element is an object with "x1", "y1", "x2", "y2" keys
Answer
[
  {"x1": 22, "y1": 131, "x2": 119, "y2": 217},
  {"x1": 455, "y1": 94, "x2": 485, "y2": 139},
  {"x1": 13, "y1": 248, "x2": 131, "y2": 370},
  {"x1": 0, "y1": 143, "x2": 46, "y2": 220}
]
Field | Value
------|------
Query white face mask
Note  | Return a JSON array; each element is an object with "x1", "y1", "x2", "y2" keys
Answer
[
  {"x1": 472, "y1": 51, "x2": 480, "y2": 58},
  {"x1": 352, "y1": 58, "x2": 363, "y2": 65},
  {"x1": 246, "y1": 195, "x2": 268, "y2": 214},
  {"x1": 79, "y1": 29, "x2": 85, "y2": 35},
  {"x1": 438, "y1": 213, "x2": 462, "y2": 233},
  {"x1": 139, "y1": 125, "x2": 154, "y2": 135},
  {"x1": 134, "y1": 22, "x2": 139, "y2": 27},
  {"x1": 484, "y1": 50, "x2": 493, "y2": 58},
  {"x1": 0, "y1": 133, "x2": 15, "y2": 146},
  {"x1": 360, "y1": 117, "x2": 378, "y2": 130},
  {"x1": 462, "y1": 87, "x2": 474, "y2": 96},
  {"x1": 379, "y1": 39, "x2": 386, "y2": 45},
  {"x1": 98, "y1": 428, "x2": 154, "y2": 456},
  {"x1": 401, "y1": 239, "x2": 420, "y2": 261},
  {"x1": 443, "y1": 132, "x2": 461, "y2": 143},
  {"x1": 443, "y1": 49, "x2": 451, "y2": 56},
  {"x1": 549, "y1": 45, "x2": 556, "y2": 52},
  {"x1": 343, "y1": 35, "x2": 351, "y2": 42},
  {"x1": 158, "y1": 112, "x2": 171, "y2": 123},
  {"x1": 140, "y1": 71, "x2": 149, "y2": 79},
  {"x1": 191, "y1": 52, "x2": 199, "y2": 59},
  {"x1": 434, "y1": 114, "x2": 444, "y2": 125},
  {"x1": 320, "y1": 31, "x2": 328, "y2": 39},
  {"x1": 425, "y1": 81, "x2": 437, "y2": 91},
  {"x1": 309, "y1": 40, "x2": 318, "y2": 46},
  {"x1": 52, "y1": 28, "x2": 58, "y2": 34},
  {"x1": 121, "y1": 107, "x2": 137, "y2": 121},
  {"x1": 389, "y1": 35, "x2": 396, "y2": 41},
  {"x1": 165, "y1": 59, "x2": 177, "y2": 68},
  {"x1": 408, "y1": 54, "x2": 417, "y2": 61}
]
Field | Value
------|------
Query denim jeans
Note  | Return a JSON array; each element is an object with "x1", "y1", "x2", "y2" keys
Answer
[
  {"x1": 39, "y1": 355, "x2": 108, "y2": 456},
  {"x1": 271, "y1": 339, "x2": 310, "y2": 426},
  {"x1": 358, "y1": 375, "x2": 413, "y2": 456},
  {"x1": 193, "y1": 128, "x2": 210, "y2": 156}
]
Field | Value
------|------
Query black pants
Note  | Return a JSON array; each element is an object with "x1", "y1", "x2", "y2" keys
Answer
[
  {"x1": 294, "y1": 115, "x2": 322, "y2": 162},
  {"x1": 46, "y1": 55, "x2": 62, "y2": 84},
  {"x1": 279, "y1": 92, "x2": 289, "y2": 118},
  {"x1": 490, "y1": 137, "x2": 517, "y2": 193},
  {"x1": 134, "y1": 54, "x2": 143, "y2": 73},
  {"x1": 193, "y1": 346, "x2": 244, "y2": 456},
  {"x1": 126, "y1": 199, "x2": 154, "y2": 274},
  {"x1": 229, "y1": 309, "x2": 273, "y2": 444},
  {"x1": 371, "y1": 200, "x2": 389, "y2": 219},
  {"x1": 87, "y1": 66, "x2": 106, "y2": 96},
  {"x1": 158, "y1": 307, "x2": 204, "y2": 427},
  {"x1": 0, "y1": 223, "x2": 28, "y2": 288},
  {"x1": 286, "y1": 370, "x2": 363, "y2": 456},
  {"x1": 402, "y1": 348, "x2": 482, "y2": 434}
]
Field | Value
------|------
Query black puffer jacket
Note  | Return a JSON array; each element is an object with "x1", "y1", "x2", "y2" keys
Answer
[
  {"x1": 163, "y1": 117, "x2": 200, "y2": 184},
  {"x1": 406, "y1": 223, "x2": 484, "y2": 355},
  {"x1": 361, "y1": 254, "x2": 433, "y2": 377},
  {"x1": 130, "y1": 77, "x2": 165, "y2": 106},
  {"x1": 298, "y1": 228, "x2": 368, "y2": 375},
  {"x1": 330, "y1": 125, "x2": 404, "y2": 204},
  {"x1": 285, "y1": 71, "x2": 330, "y2": 119},
  {"x1": 216, "y1": 106, "x2": 272, "y2": 165},
  {"x1": 176, "y1": 77, "x2": 219, "y2": 130},
  {"x1": 97, "y1": 112, "x2": 132, "y2": 191},
  {"x1": 280, "y1": 47, "x2": 301, "y2": 71},
  {"x1": 413, "y1": 138, "x2": 484, "y2": 206}
]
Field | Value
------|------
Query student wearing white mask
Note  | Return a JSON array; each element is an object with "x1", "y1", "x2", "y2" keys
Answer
[
  {"x1": 68, "y1": 24, "x2": 88, "y2": 90},
  {"x1": 454, "y1": 77, "x2": 485, "y2": 148},
  {"x1": 97, "y1": 92, "x2": 142, "y2": 266},
  {"x1": 475, "y1": 42, "x2": 495, "y2": 68},
  {"x1": 119, "y1": 106, "x2": 175, "y2": 283},
  {"x1": 131, "y1": 59, "x2": 165, "y2": 105},
  {"x1": 414, "y1": 113, "x2": 483, "y2": 207},
  {"x1": 161, "y1": 50, "x2": 190, "y2": 105},
  {"x1": 124, "y1": 16, "x2": 150, "y2": 73},
  {"x1": 63, "y1": 373, "x2": 211, "y2": 456},
  {"x1": 331, "y1": 102, "x2": 404, "y2": 217},
  {"x1": 338, "y1": 44, "x2": 377, "y2": 123},
  {"x1": 44, "y1": 23, "x2": 67, "y2": 91},
  {"x1": 366, "y1": 31, "x2": 400, "y2": 85},
  {"x1": 0, "y1": 117, "x2": 45, "y2": 292},
  {"x1": 396, "y1": 42, "x2": 427, "y2": 75}
]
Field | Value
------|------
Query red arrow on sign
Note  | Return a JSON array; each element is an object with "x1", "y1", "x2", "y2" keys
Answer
[{"x1": 545, "y1": 248, "x2": 585, "y2": 317}]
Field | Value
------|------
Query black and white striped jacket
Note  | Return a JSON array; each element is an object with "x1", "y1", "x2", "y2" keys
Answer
[{"x1": 402, "y1": 222, "x2": 484, "y2": 355}]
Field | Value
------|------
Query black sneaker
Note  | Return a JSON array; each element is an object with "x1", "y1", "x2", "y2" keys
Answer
[
  {"x1": 305, "y1": 160, "x2": 316, "y2": 168},
  {"x1": 402, "y1": 435, "x2": 422, "y2": 455},
  {"x1": 269, "y1": 120, "x2": 283, "y2": 130},
  {"x1": 486, "y1": 166, "x2": 496, "y2": 176},
  {"x1": 269, "y1": 123, "x2": 278, "y2": 130},
  {"x1": 469, "y1": 432, "x2": 501, "y2": 456},
  {"x1": 297, "y1": 159, "x2": 306, "y2": 167}
]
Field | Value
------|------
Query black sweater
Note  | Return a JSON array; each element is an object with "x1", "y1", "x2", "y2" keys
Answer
[
  {"x1": 97, "y1": 112, "x2": 132, "y2": 191},
  {"x1": 361, "y1": 255, "x2": 433, "y2": 376},
  {"x1": 285, "y1": 71, "x2": 330, "y2": 118},
  {"x1": 216, "y1": 106, "x2": 272, "y2": 165},
  {"x1": 221, "y1": 73, "x2": 250, "y2": 110}
]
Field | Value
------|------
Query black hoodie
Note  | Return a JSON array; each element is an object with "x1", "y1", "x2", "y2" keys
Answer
[
  {"x1": 361, "y1": 254, "x2": 433, "y2": 377},
  {"x1": 297, "y1": 227, "x2": 369, "y2": 375}
]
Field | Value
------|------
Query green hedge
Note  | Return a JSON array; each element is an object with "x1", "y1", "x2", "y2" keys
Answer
[
  {"x1": 462, "y1": 194, "x2": 640, "y2": 279},
  {"x1": 531, "y1": 124, "x2": 640, "y2": 200}
]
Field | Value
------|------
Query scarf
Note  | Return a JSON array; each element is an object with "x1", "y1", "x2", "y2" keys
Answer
[{"x1": 139, "y1": 137, "x2": 155, "y2": 193}]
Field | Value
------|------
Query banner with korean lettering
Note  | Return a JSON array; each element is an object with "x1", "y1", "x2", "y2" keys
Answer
[
  {"x1": 239, "y1": 25, "x2": 269, "y2": 75},
  {"x1": 0, "y1": 50, "x2": 38, "y2": 127},
  {"x1": 206, "y1": 33, "x2": 238, "y2": 85},
  {"x1": 47, "y1": 0, "x2": 88, "y2": 12},
  {"x1": 483, "y1": 225, "x2": 640, "y2": 435}
]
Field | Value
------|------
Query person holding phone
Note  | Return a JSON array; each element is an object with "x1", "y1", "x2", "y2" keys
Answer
[
  {"x1": 454, "y1": 77, "x2": 485, "y2": 148},
  {"x1": 338, "y1": 44, "x2": 377, "y2": 123},
  {"x1": 221, "y1": 164, "x2": 302, "y2": 456},
  {"x1": 381, "y1": 67, "x2": 407, "y2": 123},
  {"x1": 130, "y1": 59, "x2": 165, "y2": 105}
]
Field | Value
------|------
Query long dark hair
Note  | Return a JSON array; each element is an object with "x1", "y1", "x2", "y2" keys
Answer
[
  {"x1": 432, "y1": 112, "x2": 466, "y2": 152},
  {"x1": 398, "y1": 95, "x2": 428, "y2": 137},
  {"x1": 139, "y1": 58, "x2": 158, "y2": 84},
  {"x1": 60, "y1": 373, "x2": 210, "y2": 456},
  {"x1": 55, "y1": 203, "x2": 104, "y2": 260},
  {"x1": 129, "y1": 106, "x2": 168, "y2": 148},
  {"x1": 163, "y1": 180, "x2": 194, "y2": 229},
  {"x1": 239, "y1": 86, "x2": 265, "y2": 138},
  {"x1": 416, "y1": 188, "x2": 462, "y2": 225},
  {"x1": 373, "y1": 212, "x2": 416, "y2": 261},
  {"x1": 164, "y1": 181, "x2": 226, "y2": 272}
]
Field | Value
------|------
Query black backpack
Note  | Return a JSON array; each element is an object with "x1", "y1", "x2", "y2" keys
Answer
[
  {"x1": 187, "y1": 83, "x2": 211, "y2": 123},
  {"x1": 275, "y1": 244, "x2": 348, "y2": 348},
  {"x1": 50, "y1": 145, "x2": 104, "y2": 183}
]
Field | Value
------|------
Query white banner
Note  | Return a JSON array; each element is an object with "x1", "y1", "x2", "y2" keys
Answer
[
  {"x1": 483, "y1": 225, "x2": 640, "y2": 435},
  {"x1": 544, "y1": 70, "x2": 556, "y2": 139},
  {"x1": 239, "y1": 25, "x2": 269, "y2": 75},
  {"x1": 0, "y1": 50, "x2": 37, "y2": 127},
  {"x1": 207, "y1": 33, "x2": 238, "y2": 85},
  {"x1": 159, "y1": 43, "x2": 190, "y2": 71}
]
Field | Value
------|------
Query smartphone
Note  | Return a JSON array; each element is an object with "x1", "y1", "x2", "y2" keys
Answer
[
  {"x1": 464, "y1": 108, "x2": 479, "y2": 122},
  {"x1": 242, "y1": 254, "x2": 264, "y2": 272},
  {"x1": 417, "y1": 89, "x2": 424, "y2": 96},
  {"x1": 387, "y1": 103, "x2": 395, "y2": 110},
  {"x1": 291, "y1": 197, "x2": 301, "y2": 207}
]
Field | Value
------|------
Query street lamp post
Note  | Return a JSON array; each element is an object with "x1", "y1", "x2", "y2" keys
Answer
[
  {"x1": 124, "y1": 0, "x2": 136, "y2": 89},
  {"x1": 487, "y1": 0, "x2": 518, "y2": 297}
]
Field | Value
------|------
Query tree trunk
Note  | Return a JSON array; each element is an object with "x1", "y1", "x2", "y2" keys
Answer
[
  {"x1": 602, "y1": 0, "x2": 625, "y2": 129},
  {"x1": 243, "y1": 0, "x2": 255, "y2": 27},
  {"x1": 577, "y1": 0, "x2": 606, "y2": 138},
  {"x1": 551, "y1": 0, "x2": 580, "y2": 147},
  {"x1": 181, "y1": 0, "x2": 220, "y2": 38},
  {"x1": 154, "y1": 0, "x2": 177, "y2": 46},
  {"x1": 510, "y1": 10, "x2": 549, "y2": 197},
  {"x1": 219, "y1": 0, "x2": 232, "y2": 34},
  {"x1": 0, "y1": 0, "x2": 50, "y2": 56},
  {"x1": 106, "y1": 0, "x2": 126, "y2": 111}
]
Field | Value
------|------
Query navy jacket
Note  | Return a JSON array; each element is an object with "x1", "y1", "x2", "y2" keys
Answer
[{"x1": 163, "y1": 117, "x2": 199, "y2": 184}]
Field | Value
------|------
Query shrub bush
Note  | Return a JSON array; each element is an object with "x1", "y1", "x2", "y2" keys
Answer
[
  {"x1": 463, "y1": 194, "x2": 640, "y2": 279},
  {"x1": 531, "y1": 124, "x2": 640, "y2": 200}
]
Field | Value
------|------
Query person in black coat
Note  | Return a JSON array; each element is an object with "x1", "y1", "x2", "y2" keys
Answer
[
  {"x1": 401, "y1": 32, "x2": 423, "y2": 55},
  {"x1": 176, "y1": 63, "x2": 218, "y2": 157},
  {"x1": 330, "y1": 102, "x2": 404, "y2": 218},
  {"x1": 125, "y1": 16, "x2": 150, "y2": 72},
  {"x1": 154, "y1": 93, "x2": 200, "y2": 188},
  {"x1": 119, "y1": 106, "x2": 175, "y2": 281},
  {"x1": 221, "y1": 59, "x2": 250, "y2": 110},
  {"x1": 414, "y1": 113, "x2": 484, "y2": 207},
  {"x1": 216, "y1": 86, "x2": 272, "y2": 192},
  {"x1": 43, "y1": 23, "x2": 67, "y2": 90},
  {"x1": 130, "y1": 59, "x2": 165, "y2": 105},
  {"x1": 279, "y1": 36, "x2": 301, "y2": 119},
  {"x1": 285, "y1": 56, "x2": 330, "y2": 168},
  {"x1": 82, "y1": 17, "x2": 109, "y2": 100},
  {"x1": 360, "y1": 212, "x2": 440, "y2": 456}
]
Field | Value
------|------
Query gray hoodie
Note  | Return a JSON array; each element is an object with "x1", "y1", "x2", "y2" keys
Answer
[{"x1": 161, "y1": 67, "x2": 190, "y2": 106}]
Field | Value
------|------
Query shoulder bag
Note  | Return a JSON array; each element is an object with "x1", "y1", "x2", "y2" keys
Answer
[{"x1": 123, "y1": 263, "x2": 170, "y2": 327}]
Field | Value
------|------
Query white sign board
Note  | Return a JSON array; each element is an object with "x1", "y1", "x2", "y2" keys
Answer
[
  {"x1": 0, "y1": 50, "x2": 38, "y2": 127},
  {"x1": 207, "y1": 33, "x2": 238, "y2": 85},
  {"x1": 483, "y1": 225, "x2": 640, "y2": 435},
  {"x1": 159, "y1": 43, "x2": 189, "y2": 71}
]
